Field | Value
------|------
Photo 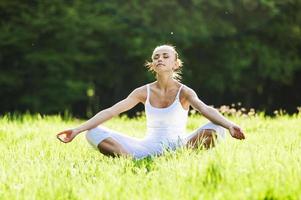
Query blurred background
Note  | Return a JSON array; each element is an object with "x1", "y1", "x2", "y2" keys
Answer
[{"x1": 0, "y1": 0, "x2": 300, "y2": 118}]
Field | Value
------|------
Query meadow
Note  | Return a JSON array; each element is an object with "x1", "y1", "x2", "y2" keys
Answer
[{"x1": 0, "y1": 112, "x2": 300, "y2": 200}]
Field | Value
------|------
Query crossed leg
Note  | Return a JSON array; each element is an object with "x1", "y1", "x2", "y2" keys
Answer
[
  {"x1": 85, "y1": 127, "x2": 132, "y2": 158},
  {"x1": 186, "y1": 129, "x2": 217, "y2": 149},
  {"x1": 98, "y1": 129, "x2": 216, "y2": 157},
  {"x1": 97, "y1": 138, "x2": 131, "y2": 157}
]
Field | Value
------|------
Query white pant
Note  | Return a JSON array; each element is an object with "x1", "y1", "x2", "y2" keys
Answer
[{"x1": 86, "y1": 122, "x2": 226, "y2": 159}]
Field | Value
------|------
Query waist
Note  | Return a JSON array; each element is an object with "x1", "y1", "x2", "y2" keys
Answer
[{"x1": 146, "y1": 127, "x2": 185, "y2": 139}]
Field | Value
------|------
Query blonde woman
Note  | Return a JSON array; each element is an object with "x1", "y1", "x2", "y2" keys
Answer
[{"x1": 57, "y1": 45, "x2": 245, "y2": 159}]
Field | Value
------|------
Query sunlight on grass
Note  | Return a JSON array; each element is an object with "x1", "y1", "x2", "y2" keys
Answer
[{"x1": 0, "y1": 113, "x2": 300, "y2": 199}]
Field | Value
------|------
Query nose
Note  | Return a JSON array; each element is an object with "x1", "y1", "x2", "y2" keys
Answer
[
  {"x1": 157, "y1": 56, "x2": 163, "y2": 62},
  {"x1": 156, "y1": 58, "x2": 163, "y2": 65}
]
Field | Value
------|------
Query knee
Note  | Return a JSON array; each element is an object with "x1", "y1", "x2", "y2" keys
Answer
[
  {"x1": 85, "y1": 127, "x2": 98, "y2": 141},
  {"x1": 202, "y1": 122, "x2": 226, "y2": 140},
  {"x1": 203, "y1": 130, "x2": 216, "y2": 138},
  {"x1": 85, "y1": 127, "x2": 109, "y2": 147},
  {"x1": 201, "y1": 130, "x2": 217, "y2": 143},
  {"x1": 86, "y1": 126, "x2": 107, "y2": 139},
  {"x1": 199, "y1": 130, "x2": 217, "y2": 149}
]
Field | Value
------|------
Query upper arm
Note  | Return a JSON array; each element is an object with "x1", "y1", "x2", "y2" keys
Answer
[
  {"x1": 184, "y1": 86, "x2": 208, "y2": 114},
  {"x1": 107, "y1": 86, "x2": 146, "y2": 116}
]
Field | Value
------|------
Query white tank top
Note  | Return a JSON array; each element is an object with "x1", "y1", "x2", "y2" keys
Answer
[{"x1": 145, "y1": 84, "x2": 189, "y2": 141}]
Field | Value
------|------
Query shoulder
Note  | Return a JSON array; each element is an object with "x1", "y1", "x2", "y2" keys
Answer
[
  {"x1": 129, "y1": 82, "x2": 154, "y2": 103},
  {"x1": 180, "y1": 84, "x2": 198, "y2": 99},
  {"x1": 178, "y1": 84, "x2": 199, "y2": 109},
  {"x1": 131, "y1": 85, "x2": 147, "y2": 94},
  {"x1": 132, "y1": 82, "x2": 155, "y2": 94}
]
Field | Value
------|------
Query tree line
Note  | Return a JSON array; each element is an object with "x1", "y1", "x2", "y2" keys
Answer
[{"x1": 0, "y1": 0, "x2": 300, "y2": 117}]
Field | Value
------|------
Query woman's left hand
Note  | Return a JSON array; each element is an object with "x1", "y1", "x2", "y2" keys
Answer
[{"x1": 229, "y1": 125, "x2": 245, "y2": 140}]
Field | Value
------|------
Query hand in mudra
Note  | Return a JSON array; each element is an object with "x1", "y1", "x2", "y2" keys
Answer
[
  {"x1": 56, "y1": 129, "x2": 78, "y2": 143},
  {"x1": 229, "y1": 125, "x2": 245, "y2": 140}
]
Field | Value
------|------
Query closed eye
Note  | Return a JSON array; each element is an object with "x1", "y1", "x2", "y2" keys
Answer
[{"x1": 153, "y1": 53, "x2": 169, "y2": 60}]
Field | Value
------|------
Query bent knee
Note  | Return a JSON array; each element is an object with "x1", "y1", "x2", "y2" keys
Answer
[
  {"x1": 202, "y1": 129, "x2": 217, "y2": 139},
  {"x1": 85, "y1": 128, "x2": 98, "y2": 141},
  {"x1": 85, "y1": 127, "x2": 109, "y2": 147},
  {"x1": 201, "y1": 122, "x2": 226, "y2": 140},
  {"x1": 199, "y1": 129, "x2": 217, "y2": 148}
]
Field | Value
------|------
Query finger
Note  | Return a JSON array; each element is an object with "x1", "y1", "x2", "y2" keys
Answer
[
  {"x1": 235, "y1": 128, "x2": 244, "y2": 139},
  {"x1": 57, "y1": 130, "x2": 72, "y2": 137},
  {"x1": 239, "y1": 131, "x2": 245, "y2": 139},
  {"x1": 234, "y1": 133, "x2": 242, "y2": 140},
  {"x1": 57, "y1": 134, "x2": 67, "y2": 143},
  {"x1": 57, "y1": 132, "x2": 66, "y2": 136},
  {"x1": 57, "y1": 134, "x2": 70, "y2": 143},
  {"x1": 236, "y1": 134, "x2": 242, "y2": 140}
]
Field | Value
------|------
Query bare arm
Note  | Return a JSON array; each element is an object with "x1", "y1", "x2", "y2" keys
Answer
[
  {"x1": 57, "y1": 86, "x2": 145, "y2": 143},
  {"x1": 74, "y1": 88, "x2": 142, "y2": 133},
  {"x1": 185, "y1": 87, "x2": 245, "y2": 139}
]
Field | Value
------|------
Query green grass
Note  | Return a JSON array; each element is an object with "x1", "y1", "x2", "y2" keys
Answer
[{"x1": 0, "y1": 113, "x2": 301, "y2": 200}]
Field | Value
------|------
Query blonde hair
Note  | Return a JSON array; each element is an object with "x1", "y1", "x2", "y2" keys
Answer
[{"x1": 145, "y1": 44, "x2": 183, "y2": 80}]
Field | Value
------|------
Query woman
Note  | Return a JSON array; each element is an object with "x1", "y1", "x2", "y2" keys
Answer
[{"x1": 57, "y1": 44, "x2": 245, "y2": 159}]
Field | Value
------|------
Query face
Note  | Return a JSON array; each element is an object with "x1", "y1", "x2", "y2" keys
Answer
[{"x1": 151, "y1": 46, "x2": 178, "y2": 74}]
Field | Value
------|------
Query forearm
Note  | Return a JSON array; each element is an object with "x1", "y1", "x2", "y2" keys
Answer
[
  {"x1": 74, "y1": 109, "x2": 115, "y2": 134},
  {"x1": 202, "y1": 106, "x2": 235, "y2": 129}
]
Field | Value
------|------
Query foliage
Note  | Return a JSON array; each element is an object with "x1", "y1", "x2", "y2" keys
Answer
[{"x1": 0, "y1": 0, "x2": 300, "y2": 117}]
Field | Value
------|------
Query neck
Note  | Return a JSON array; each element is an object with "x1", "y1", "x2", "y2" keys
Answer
[{"x1": 155, "y1": 73, "x2": 176, "y2": 91}]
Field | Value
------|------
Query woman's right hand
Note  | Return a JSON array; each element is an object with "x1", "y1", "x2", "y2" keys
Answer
[{"x1": 56, "y1": 129, "x2": 79, "y2": 143}]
